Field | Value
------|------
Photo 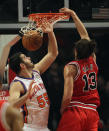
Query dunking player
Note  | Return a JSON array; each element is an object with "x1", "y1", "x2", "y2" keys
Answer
[
  {"x1": 0, "y1": 36, "x2": 23, "y2": 131},
  {"x1": 9, "y1": 22, "x2": 58, "y2": 131},
  {"x1": 57, "y1": 8, "x2": 100, "y2": 131}
]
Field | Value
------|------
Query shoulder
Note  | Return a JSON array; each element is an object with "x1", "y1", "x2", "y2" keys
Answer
[
  {"x1": 64, "y1": 64, "x2": 77, "y2": 79},
  {"x1": 9, "y1": 81, "x2": 24, "y2": 93},
  {"x1": 32, "y1": 70, "x2": 40, "y2": 75}
]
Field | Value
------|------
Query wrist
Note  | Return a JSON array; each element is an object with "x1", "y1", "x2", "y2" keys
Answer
[
  {"x1": 48, "y1": 31, "x2": 54, "y2": 35},
  {"x1": 71, "y1": 10, "x2": 76, "y2": 16}
]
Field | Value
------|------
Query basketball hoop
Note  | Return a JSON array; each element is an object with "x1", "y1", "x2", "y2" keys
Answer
[
  {"x1": 29, "y1": 13, "x2": 69, "y2": 27},
  {"x1": 20, "y1": 13, "x2": 69, "y2": 35}
]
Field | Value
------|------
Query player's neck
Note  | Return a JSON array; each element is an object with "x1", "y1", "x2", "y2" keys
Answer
[{"x1": 19, "y1": 69, "x2": 33, "y2": 78}]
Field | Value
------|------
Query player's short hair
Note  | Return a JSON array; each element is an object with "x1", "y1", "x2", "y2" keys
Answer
[
  {"x1": 74, "y1": 39, "x2": 96, "y2": 60},
  {"x1": 9, "y1": 52, "x2": 23, "y2": 74}
]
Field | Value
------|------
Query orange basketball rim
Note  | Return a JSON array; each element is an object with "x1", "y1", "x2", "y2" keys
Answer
[{"x1": 28, "y1": 13, "x2": 69, "y2": 27}]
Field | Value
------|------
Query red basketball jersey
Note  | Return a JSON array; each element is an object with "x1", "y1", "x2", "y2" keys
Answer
[{"x1": 67, "y1": 56, "x2": 100, "y2": 110}]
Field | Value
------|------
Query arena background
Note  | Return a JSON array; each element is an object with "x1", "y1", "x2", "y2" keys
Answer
[{"x1": 0, "y1": 0, "x2": 109, "y2": 131}]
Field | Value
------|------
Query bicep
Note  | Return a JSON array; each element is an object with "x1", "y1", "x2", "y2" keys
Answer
[{"x1": 9, "y1": 83, "x2": 21, "y2": 102}]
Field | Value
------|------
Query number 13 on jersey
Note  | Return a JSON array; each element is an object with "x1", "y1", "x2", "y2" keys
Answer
[{"x1": 83, "y1": 72, "x2": 97, "y2": 92}]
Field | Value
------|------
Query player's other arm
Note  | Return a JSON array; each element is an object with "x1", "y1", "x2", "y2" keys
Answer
[
  {"x1": 9, "y1": 81, "x2": 34, "y2": 108},
  {"x1": 0, "y1": 35, "x2": 21, "y2": 83},
  {"x1": 60, "y1": 65, "x2": 76, "y2": 114},
  {"x1": 8, "y1": 82, "x2": 23, "y2": 108},
  {"x1": 34, "y1": 23, "x2": 58, "y2": 74},
  {"x1": 59, "y1": 8, "x2": 90, "y2": 40}
]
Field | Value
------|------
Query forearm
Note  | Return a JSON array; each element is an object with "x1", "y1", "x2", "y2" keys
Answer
[
  {"x1": 9, "y1": 93, "x2": 29, "y2": 108},
  {"x1": 60, "y1": 89, "x2": 73, "y2": 114},
  {"x1": 70, "y1": 11, "x2": 89, "y2": 39},
  {"x1": 0, "y1": 35, "x2": 21, "y2": 81},
  {"x1": 48, "y1": 31, "x2": 58, "y2": 57},
  {"x1": 60, "y1": 79, "x2": 73, "y2": 114},
  {"x1": 60, "y1": 97, "x2": 71, "y2": 114},
  {"x1": 0, "y1": 35, "x2": 21, "y2": 67},
  {"x1": 0, "y1": 45, "x2": 11, "y2": 81}
]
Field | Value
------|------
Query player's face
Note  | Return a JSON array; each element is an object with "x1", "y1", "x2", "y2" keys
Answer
[{"x1": 20, "y1": 54, "x2": 34, "y2": 69}]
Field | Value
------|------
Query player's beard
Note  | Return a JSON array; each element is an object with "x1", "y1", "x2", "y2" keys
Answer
[{"x1": 24, "y1": 61, "x2": 34, "y2": 70}]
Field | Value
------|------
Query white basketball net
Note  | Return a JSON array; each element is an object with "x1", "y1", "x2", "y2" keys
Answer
[
  {"x1": 20, "y1": 14, "x2": 69, "y2": 35},
  {"x1": 19, "y1": 20, "x2": 37, "y2": 35}
]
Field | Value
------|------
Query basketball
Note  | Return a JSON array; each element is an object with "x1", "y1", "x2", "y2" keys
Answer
[{"x1": 22, "y1": 30, "x2": 43, "y2": 51}]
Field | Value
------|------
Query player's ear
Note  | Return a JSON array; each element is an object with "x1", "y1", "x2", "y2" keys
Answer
[{"x1": 20, "y1": 63, "x2": 25, "y2": 69}]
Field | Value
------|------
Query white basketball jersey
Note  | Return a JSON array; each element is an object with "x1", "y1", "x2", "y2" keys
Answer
[{"x1": 13, "y1": 70, "x2": 50, "y2": 129}]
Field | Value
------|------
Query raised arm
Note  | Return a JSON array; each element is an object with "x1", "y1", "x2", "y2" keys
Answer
[
  {"x1": 59, "y1": 8, "x2": 90, "y2": 40},
  {"x1": 0, "y1": 35, "x2": 21, "y2": 83},
  {"x1": 59, "y1": 8, "x2": 97, "y2": 62},
  {"x1": 34, "y1": 23, "x2": 58, "y2": 74}
]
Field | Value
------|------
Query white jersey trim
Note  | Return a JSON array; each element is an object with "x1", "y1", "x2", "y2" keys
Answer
[
  {"x1": 70, "y1": 101, "x2": 97, "y2": 107},
  {"x1": 69, "y1": 101, "x2": 97, "y2": 111},
  {"x1": 68, "y1": 61, "x2": 80, "y2": 81},
  {"x1": 68, "y1": 105, "x2": 96, "y2": 111}
]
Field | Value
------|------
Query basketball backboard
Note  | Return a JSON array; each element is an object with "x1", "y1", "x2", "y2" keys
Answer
[
  {"x1": 18, "y1": 0, "x2": 69, "y2": 22},
  {"x1": 0, "y1": 0, "x2": 109, "y2": 30}
]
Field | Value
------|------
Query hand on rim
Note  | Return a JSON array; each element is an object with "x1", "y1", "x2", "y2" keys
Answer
[
  {"x1": 59, "y1": 7, "x2": 73, "y2": 16},
  {"x1": 41, "y1": 19, "x2": 53, "y2": 33}
]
